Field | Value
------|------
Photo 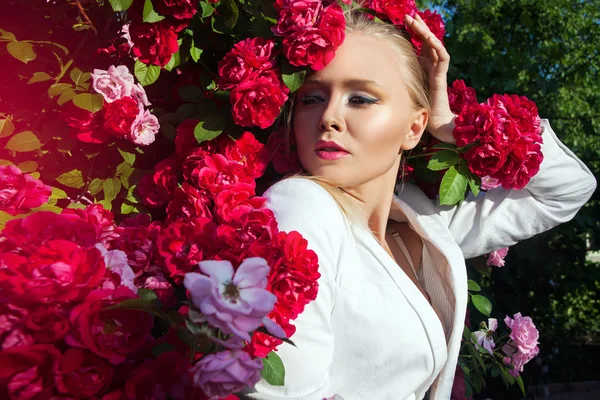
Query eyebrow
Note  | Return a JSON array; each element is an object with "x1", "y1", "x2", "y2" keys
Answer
[{"x1": 303, "y1": 77, "x2": 383, "y2": 90}]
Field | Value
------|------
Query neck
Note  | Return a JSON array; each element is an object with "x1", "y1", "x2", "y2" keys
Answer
[{"x1": 343, "y1": 156, "x2": 401, "y2": 244}]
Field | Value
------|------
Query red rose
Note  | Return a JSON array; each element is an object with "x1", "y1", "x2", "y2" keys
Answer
[
  {"x1": 0, "y1": 240, "x2": 106, "y2": 305},
  {"x1": 103, "y1": 96, "x2": 139, "y2": 137},
  {"x1": 66, "y1": 287, "x2": 154, "y2": 364},
  {"x1": 272, "y1": 0, "x2": 324, "y2": 37},
  {"x1": 188, "y1": 153, "x2": 253, "y2": 194},
  {"x1": 0, "y1": 303, "x2": 34, "y2": 349},
  {"x1": 408, "y1": 9, "x2": 446, "y2": 56},
  {"x1": 130, "y1": 20, "x2": 179, "y2": 67},
  {"x1": 0, "y1": 344, "x2": 60, "y2": 399},
  {"x1": 492, "y1": 140, "x2": 543, "y2": 189},
  {"x1": 267, "y1": 127, "x2": 303, "y2": 174},
  {"x1": 109, "y1": 221, "x2": 160, "y2": 276},
  {"x1": 156, "y1": 217, "x2": 218, "y2": 282},
  {"x1": 174, "y1": 118, "x2": 201, "y2": 156},
  {"x1": 63, "y1": 204, "x2": 119, "y2": 247},
  {"x1": 218, "y1": 37, "x2": 277, "y2": 90},
  {"x1": 222, "y1": 131, "x2": 269, "y2": 179},
  {"x1": 153, "y1": 155, "x2": 182, "y2": 196},
  {"x1": 62, "y1": 101, "x2": 111, "y2": 143},
  {"x1": 486, "y1": 109, "x2": 521, "y2": 149},
  {"x1": 448, "y1": 80, "x2": 478, "y2": 115},
  {"x1": 487, "y1": 94, "x2": 542, "y2": 143},
  {"x1": 24, "y1": 305, "x2": 70, "y2": 344},
  {"x1": 137, "y1": 174, "x2": 170, "y2": 208},
  {"x1": 125, "y1": 351, "x2": 191, "y2": 399},
  {"x1": 166, "y1": 183, "x2": 214, "y2": 222},
  {"x1": 0, "y1": 165, "x2": 52, "y2": 215},
  {"x1": 180, "y1": 141, "x2": 222, "y2": 180},
  {"x1": 0, "y1": 211, "x2": 102, "y2": 251},
  {"x1": 56, "y1": 348, "x2": 114, "y2": 398},
  {"x1": 464, "y1": 142, "x2": 507, "y2": 177},
  {"x1": 230, "y1": 71, "x2": 289, "y2": 129},
  {"x1": 453, "y1": 102, "x2": 495, "y2": 147},
  {"x1": 217, "y1": 209, "x2": 278, "y2": 254},
  {"x1": 215, "y1": 183, "x2": 264, "y2": 222},
  {"x1": 369, "y1": 0, "x2": 417, "y2": 26},
  {"x1": 281, "y1": 4, "x2": 345, "y2": 71},
  {"x1": 153, "y1": 0, "x2": 197, "y2": 20}
]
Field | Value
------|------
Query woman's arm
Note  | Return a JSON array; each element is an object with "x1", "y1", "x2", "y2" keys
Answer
[
  {"x1": 243, "y1": 178, "x2": 348, "y2": 399},
  {"x1": 438, "y1": 119, "x2": 597, "y2": 259}
]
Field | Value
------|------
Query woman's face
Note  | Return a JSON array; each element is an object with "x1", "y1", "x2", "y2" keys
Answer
[{"x1": 293, "y1": 33, "x2": 427, "y2": 188}]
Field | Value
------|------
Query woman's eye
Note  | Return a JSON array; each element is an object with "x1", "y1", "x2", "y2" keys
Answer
[
  {"x1": 349, "y1": 95, "x2": 379, "y2": 107},
  {"x1": 300, "y1": 95, "x2": 324, "y2": 106}
]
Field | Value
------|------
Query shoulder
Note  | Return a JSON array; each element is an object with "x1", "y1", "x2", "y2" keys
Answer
[{"x1": 264, "y1": 177, "x2": 346, "y2": 225}]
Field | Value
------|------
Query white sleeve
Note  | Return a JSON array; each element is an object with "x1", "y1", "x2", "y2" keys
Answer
[
  {"x1": 438, "y1": 119, "x2": 597, "y2": 259},
  {"x1": 243, "y1": 178, "x2": 348, "y2": 400}
]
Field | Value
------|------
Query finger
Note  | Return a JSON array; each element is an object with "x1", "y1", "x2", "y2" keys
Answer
[
  {"x1": 409, "y1": 15, "x2": 450, "y2": 65},
  {"x1": 425, "y1": 35, "x2": 450, "y2": 64}
]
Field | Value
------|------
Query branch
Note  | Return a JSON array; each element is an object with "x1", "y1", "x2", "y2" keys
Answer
[{"x1": 549, "y1": 115, "x2": 600, "y2": 121}]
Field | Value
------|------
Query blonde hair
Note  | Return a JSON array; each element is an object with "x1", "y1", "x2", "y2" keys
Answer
[{"x1": 280, "y1": 10, "x2": 432, "y2": 227}]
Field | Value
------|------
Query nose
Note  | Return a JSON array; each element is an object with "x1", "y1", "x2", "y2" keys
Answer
[{"x1": 319, "y1": 99, "x2": 346, "y2": 133}]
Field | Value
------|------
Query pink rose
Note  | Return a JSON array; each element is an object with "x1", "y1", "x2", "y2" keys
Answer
[
  {"x1": 130, "y1": 109, "x2": 160, "y2": 145},
  {"x1": 95, "y1": 243, "x2": 137, "y2": 294},
  {"x1": 485, "y1": 247, "x2": 509, "y2": 267},
  {"x1": 504, "y1": 312, "x2": 540, "y2": 355},
  {"x1": 480, "y1": 176, "x2": 501, "y2": 191},
  {"x1": 91, "y1": 65, "x2": 135, "y2": 103},
  {"x1": 184, "y1": 258, "x2": 282, "y2": 341},
  {"x1": 473, "y1": 317, "x2": 497, "y2": 355},
  {"x1": 230, "y1": 71, "x2": 289, "y2": 129},
  {"x1": 0, "y1": 165, "x2": 52, "y2": 215},
  {"x1": 190, "y1": 350, "x2": 263, "y2": 398}
]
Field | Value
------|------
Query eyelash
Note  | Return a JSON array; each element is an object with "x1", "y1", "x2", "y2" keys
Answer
[{"x1": 300, "y1": 95, "x2": 379, "y2": 107}]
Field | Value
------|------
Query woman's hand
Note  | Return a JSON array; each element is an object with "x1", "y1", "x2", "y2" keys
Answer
[{"x1": 404, "y1": 13, "x2": 456, "y2": 144}]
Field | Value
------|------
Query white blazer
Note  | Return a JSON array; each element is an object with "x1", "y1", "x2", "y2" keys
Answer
[{"x1": 243, "y1": 120, "x2": 596, "y2": 400}]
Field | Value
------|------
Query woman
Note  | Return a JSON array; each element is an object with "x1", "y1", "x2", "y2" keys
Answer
[{"x1": 243, "y1": 11, "x2": 596, "y2": 400}]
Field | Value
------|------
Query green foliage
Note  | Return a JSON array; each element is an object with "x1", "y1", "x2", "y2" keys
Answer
[{"x1": 261, "y1": 351, "x2": 285, "y2": 386}]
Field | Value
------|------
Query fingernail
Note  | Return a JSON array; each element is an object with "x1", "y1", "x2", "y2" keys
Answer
[{"x1": 406, "y1": 14, "x2": 413, "y2": 21}]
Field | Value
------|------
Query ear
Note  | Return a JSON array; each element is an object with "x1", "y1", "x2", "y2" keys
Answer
[{"x1": 401, "y1": 109, "x2": 428, "y2": 151}]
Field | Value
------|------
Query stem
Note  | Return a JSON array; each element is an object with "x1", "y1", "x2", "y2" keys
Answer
[
  {"x1": 73, "y1": 0, "x2": 97, "y2": 34},
  {"x1": 198, "y1": 59, "x2": 220, "y2": 81}
]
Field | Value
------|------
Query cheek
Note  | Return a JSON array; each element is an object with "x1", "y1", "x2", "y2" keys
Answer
[
  {"x1": 349, "y1": 110, "x2": 405, "y2": 158},
  {"x1": 293, "y1": 109, "x2": 319, "y2": 154}
]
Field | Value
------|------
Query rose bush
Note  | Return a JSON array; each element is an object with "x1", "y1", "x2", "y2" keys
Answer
[{"x1": 0, "y1": 0, "x2": 542, "y2": 398}]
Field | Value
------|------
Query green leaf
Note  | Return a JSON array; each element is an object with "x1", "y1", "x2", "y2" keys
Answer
[
  {"x1": 430, "y1": 142, "x2": 458, "y2": 151},
  {"x1": 72, "y1": 93, "x2": 104, "y2": 113},
  {"x1": 143, "y1": 0, "x2": 166, "y2": 23},
  {"x1": 67, "y1": 203, "x2": 86, "y2": 209},
  {"x1": 439, "y1": 166, "x2": 468, "y2": 206},
  {"x1": 427, "y1": 150, "x2": 460, "y2": 171},
  {"x1": 57, "y1": 89, "x2": 76, "y2": 106},
  {"x1": 164, "y1": 51, "x2": 181, "y2": 72},
  {"x1": 200, "y1": 2, "x2": 215, "y2": 18},
  {"x1": 50, "y1": 187, "x2": 68, "y2": 200},
  {"x1": 5, "y1": 131, "x2": 42, "y2": 152},
  {"x1": 468, "y1": 174, "x2": 481, "y2": 197},
  {"x1": 121, "y1": 202, "x2": 139, "y2": 214},
  {"x1": 88, "y1": 178, "x2": 104, "y2": 196},
  {"x1": 463, "y1": 324, "x2": 471, "y2": 341},
  {"x1": 280, "y1": 61, "x2": 306, "y2": 93},
  {"x1": 194, "y1": 115, "x2": 225, "y2": 144},
  {"x1": 467, "y1": 279, "x2": 481, "y2": 292},
  {"x1": 0, "y1": 28, "x2": 16, "y2": 40},
  {"x1": 7, "y1": 41, "x2": 36, "y2": 64},
  {"x1": 137, "y1": 288, "x2": 158, "y2": 302},
  {"x1": 103, "y1": 177, "x2": 122, "y2": 202},
  {"x1": 190, "y1": 43, "x2": 203, "y2": 62},
  {"x1": 16, "y1": 161, "x2": 38, "y2": 173},
  {"x1": 261, "y1": 351, "x2": 285, "y2": 386},
  {"x1": 471, "y1": 294, "x2": 492, "y2": 316},
  {"x1": 109, "y1": 0, "x2": 134, "y2": 12},
  {"x1": 55, "y1": 169, "x2": 85, "y2": 189},
  {"x1": 118, "y1": 149, "x2": 136, "y2": 165},
  {"x1": 151, "y1": 343, "x2": 176, "y2": 357},
  {"x1": 31, "y1": 204, "x2": 62, "y2": 213},
  {"x1": 109, "y1": 298, "x2": 171, "y2": 322},
  {"x1": 178, "y1": 85, "x2": 204, "y2": 103},
  {"x1": 221, "y1": 0, "x2": 240, "y2": 29},
  {"x1": 28, "y1": 72, "x2": 52, "y2": 84},
  {"x1": 0, "y1": 160, "x2": 14, "y2": 166},
  {"x1": 515, "y1": 375, "x2": 525, "y2": 395},
  {"x1": 134, "y1": 60, "x2": 161, "y2": 86},
  {"x1": 70, "y1": 67, "x2": 91, "y2": 87},
  {"x1": 48, "y1": 83, "x2": 73, "y2": 97},
  {"x1": 0, "y1": 119, "x2": 15, "y2": 138}
]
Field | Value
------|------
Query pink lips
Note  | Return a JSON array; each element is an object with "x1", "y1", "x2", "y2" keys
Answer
[{"x1": 315, "y1": 140, "x2": 350, "y2": 161}]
